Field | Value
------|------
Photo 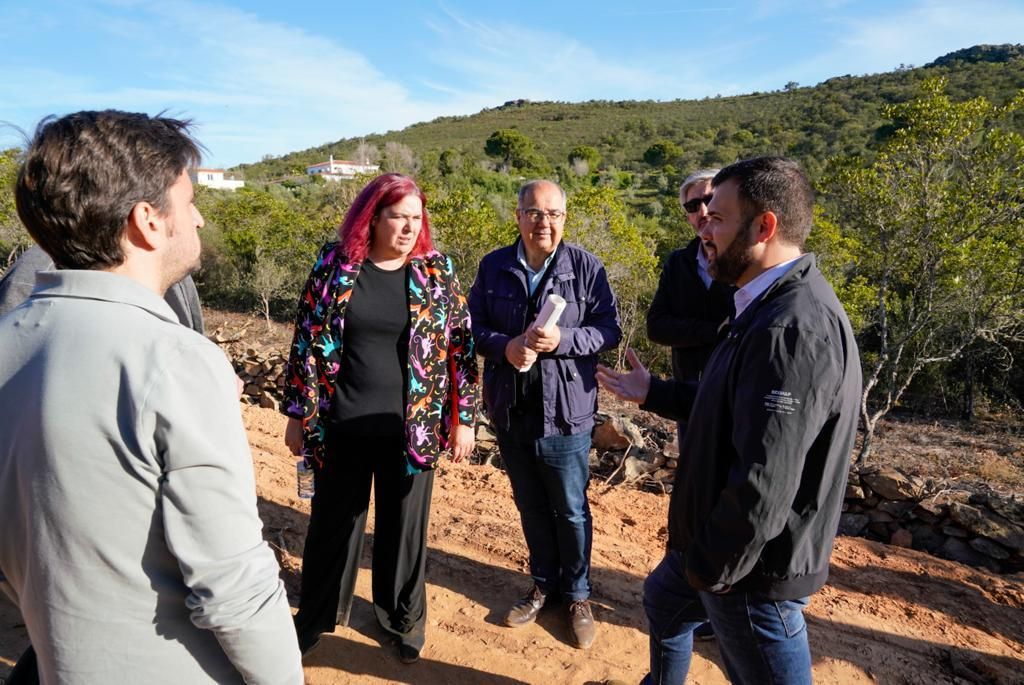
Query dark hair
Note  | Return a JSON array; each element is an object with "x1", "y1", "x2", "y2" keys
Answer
[
  {"x1": 14, "y1": 110, "x2": 202, "y2": 270},
  {"x1": 713, "y1": 156, "x2": 814, "y2": 248},
  {"x1": 338, "y1": 173, "x2": 434, "y2": 263}
]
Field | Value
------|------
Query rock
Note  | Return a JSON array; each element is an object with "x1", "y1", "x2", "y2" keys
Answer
[
  {"x1": 845, "y1": 483, "x2": 865, "y2": 500},
  {"x1": 910, "y1": 524, "x2": 945, "y2": 553},
  {"x1": 244, "y1": 383, "x2": 260, "y2": 396},
  {"x1": 863, "y1": 495, "x2": 879, "y2": 507},
  {"x1": 645, "y1": 452, "x2": 667, "y2": 468},
  {"x1": 890, "y1": 528, "x2": 913, "y2": 548},
  {"x1": 942, "y1": 524, "x2": 969, "y2": 538},
  {"x1": 651, "y1": 468, "x2": 676, "y2": 484},
  {"x1": 868, "y1": 510, "x2": 895, "y2": 524},
  {"x1": 662, "y1": 435, "x2": 679, "y2": 458},
  {"x1": 666, "y1": 458, "x2": 679, "y2": 469},
  {"x1": 838, "y1": 514, "x2": 869, "y2": 536},
  {"x1": 987, "y1": 494, "x2": 1024, "y2": 527},
  {"x1": 592, "y1": 415, "x2": 644, "y2": 449},
  {"x1": 588, "y1": 448, "x2": 601, "y2": 470},
  {"x1": 968, "y1": 537, "x2": 1010, "y2": 560},
  {"x1": 258, "y1": 391, "x2": 279, "y2": 410},
  {"x1": 948, "y1": 502, "x2": 1024, "y2": 551},
  {"x1": 475, "y1": 425, "x2": 496, "y2": 445},
  {"x1": 938, "y1": 538, "x2": 990, "y2": 567},
  {"x1": 243, "y1": 360, "x2": 262, "y2": 376},
  {"x1": 913, "y1": 500, "x2": 946, "y2": 524},
  {"x1": 860, "y1": 467, "x2": 925, "y2": 501},
  {"x1": 877, "y1": 500, "x2": 914, "y2": 518},
  {"x1": 867, "y1": 522, "x2": 890, "y2": 538},
  {"x1": 623, "y1": 455, "x2": 657, "y2": 481}
]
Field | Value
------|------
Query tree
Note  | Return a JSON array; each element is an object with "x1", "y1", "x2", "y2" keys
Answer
[
  {"x1": 381, "y1": 141, "x2": 418, "y2": 175},
  {"x1": 0, "y1": 148, "x2": 29, "y2": 271},
  {"x1": 642, "y1": 140, "x2": 683, "y2": 167},
  {"x1": 484, "y1": 129, "x2": 546, "y2": 172},
  {"x1": 427, "y1": 187, "x2": 514, "y2": 286},
  {"x1": 565, "y1": 187, "x2": 659, "y2": 365},
  {"x1": 823, "y1": 78, "x2": 1024, "y2": 462},
  {"x1": 568, "y1": 145, "x2": 601, "y2": 172}
]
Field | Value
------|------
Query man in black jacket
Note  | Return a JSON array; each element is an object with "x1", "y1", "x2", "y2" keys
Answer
[{"x1": 598, "y1": 157, "x2": 861, "y2": 684}]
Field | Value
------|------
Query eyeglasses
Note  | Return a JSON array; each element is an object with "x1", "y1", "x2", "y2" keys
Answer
[
  {"x1": 520, "y1": 208, "x2": 566, "y2": 222},
  {"x1": 682, "y1": 194, "x2": 713, "y2": 214}
]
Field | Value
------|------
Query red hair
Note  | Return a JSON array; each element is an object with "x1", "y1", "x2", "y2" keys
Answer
[{"x1": 338, "y1": 173, "x2": 434, "y2": 263}]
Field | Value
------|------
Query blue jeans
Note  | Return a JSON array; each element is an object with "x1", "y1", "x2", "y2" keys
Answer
[
  {"x1": 496, "y1": 417, "x2": 593, "y2": 601},
  {"x1": 641, "y1": 550, "x2": 811, "y2": 685}
]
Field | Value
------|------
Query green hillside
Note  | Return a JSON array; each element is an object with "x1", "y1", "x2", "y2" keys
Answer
[{"x1": 236, "y1": 44, "x2": 1024, "y2": 181}]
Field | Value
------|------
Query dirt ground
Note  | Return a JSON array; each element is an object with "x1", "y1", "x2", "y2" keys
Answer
[
  {"x1": 2, "y1": 309, "x2": 1022, "y2": 683},
  {"x1": 4, "y1": 403, "x2": 1022, "y2": 684}
]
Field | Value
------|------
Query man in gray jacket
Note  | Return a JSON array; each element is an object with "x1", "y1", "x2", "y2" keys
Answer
[
  {"x1": 0, "y1": 110, "x2": 302, "y2": 684},
  {"x1": 599, "y1": 157, "x2": 861, "y2": 684}
]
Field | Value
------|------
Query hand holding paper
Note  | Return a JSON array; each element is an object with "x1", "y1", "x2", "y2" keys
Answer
[{"x1": 521, "y1": 294, "x2": 566, "y2": 370}]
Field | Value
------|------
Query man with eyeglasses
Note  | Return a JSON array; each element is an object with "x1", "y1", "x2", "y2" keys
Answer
[
  {"x1": 645, "y1": 169, "x2": 736, "y2": 642},
  {"x1": 469, "y1": 179, "x2": 621, "y2": 650}
]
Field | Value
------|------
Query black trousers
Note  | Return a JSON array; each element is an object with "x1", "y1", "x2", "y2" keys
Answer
[{"x1": 294, "y1": 433, "x2": 434, "y2": 651}]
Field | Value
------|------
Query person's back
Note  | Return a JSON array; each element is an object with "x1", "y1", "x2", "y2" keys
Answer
[
  {"x1": 0, "y1": 272, "x2": 286, "y2": 683},
  {"x1": 0, "y1": 109, "x2": 301, "y2": 685}
]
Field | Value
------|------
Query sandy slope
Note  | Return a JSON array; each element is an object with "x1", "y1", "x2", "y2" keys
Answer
[{"x1": 3, "y1": 404, "x2": 1023, "y2": 684}]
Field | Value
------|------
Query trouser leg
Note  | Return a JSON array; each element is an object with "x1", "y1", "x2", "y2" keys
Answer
[
  {"x1": 371, "y1": 460, "x2": 434, "y2": 651},
  {"x1": 533, "y1": 429, "x2": 593, "y2": 601},
  {"x1": 5, "y1": 645, "x2": 39, "y2": 685},
  {"x1": 496, "y1": 417, "x2": 560, "y2": 596},
  {"x1": 639, "y1": 551, "x2": 706, "y2": 685},
  {"x1": 700, "y1": 591, "x2": 812, "y2": 685},
  {"x1": 294, "y1": 453, "x2": 373, "y2": 642}
]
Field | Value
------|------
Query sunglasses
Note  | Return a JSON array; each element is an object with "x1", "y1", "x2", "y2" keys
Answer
[{"x1": 682, "y1": 194, "x2": 713, "y2": 214}]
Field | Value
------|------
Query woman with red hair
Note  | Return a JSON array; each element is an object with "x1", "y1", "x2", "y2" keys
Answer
[{"x1": 282, "y1": 173, "x2": 478, "y2": 664}]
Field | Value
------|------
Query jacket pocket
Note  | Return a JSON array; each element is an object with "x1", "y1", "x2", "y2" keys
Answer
[{"x1": 562, "y1": 357, "x2": 597, "y2": 420}]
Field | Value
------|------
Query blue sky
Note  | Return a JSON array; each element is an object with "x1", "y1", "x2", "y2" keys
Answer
[{"x1": 2, "y1": 0, "x2": 1022, "y2": 167}]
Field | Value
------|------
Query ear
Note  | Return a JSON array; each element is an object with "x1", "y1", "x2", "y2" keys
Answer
[
  {"x1": 754, "y1": 211, "x2": 778, "y2": 244},
  {"x1": 124, "y1": 201, "x2": 167, "y2": 252}
]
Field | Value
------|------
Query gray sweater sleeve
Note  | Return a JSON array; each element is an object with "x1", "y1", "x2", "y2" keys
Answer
[{"x1": 146, "y1": 341, "x2": 303, "y2": 684}]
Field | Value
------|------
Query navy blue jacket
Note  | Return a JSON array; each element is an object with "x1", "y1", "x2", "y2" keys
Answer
[{"x1": 469, "y1": 241, "x2": 621, "y2": 437}]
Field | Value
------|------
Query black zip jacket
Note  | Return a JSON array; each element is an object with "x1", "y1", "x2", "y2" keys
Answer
[
  {"x1": 646, "y1": 238, "x2": 735, "y2": 382},
  {"x1": 643, "y1": 254, "x2": 862, "y2": 600}
]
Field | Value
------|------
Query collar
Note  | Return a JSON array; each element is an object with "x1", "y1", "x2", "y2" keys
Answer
[
  {"x1": 516, "y1": 241, "x2": 557, "y2": 276},
  {"x1": 30, "y1": 270, "x2": 181, "y2": 323},
  {"x1": 733, "y1": 255, "x2": 802, "y2": 320}
]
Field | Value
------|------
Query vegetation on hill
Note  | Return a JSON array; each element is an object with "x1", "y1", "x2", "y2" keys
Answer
[{"x1": 1, "y1": 46, "x2": 1022, "y2": 456}]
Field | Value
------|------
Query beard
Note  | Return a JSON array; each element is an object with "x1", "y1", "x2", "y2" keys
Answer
[{"x1": 707, "y1": 217, "x2": 756, "y2": 285}]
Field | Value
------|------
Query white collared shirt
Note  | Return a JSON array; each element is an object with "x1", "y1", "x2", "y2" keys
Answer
[
  {"x1": 733, "y1": 256, "x2": 801, "y2": 319},
  {"x1": 517, "y1": 242, "x2": 557, "y2": 297},
  {"x1": 695, "y1": 243, "x2": 713, "y2": 289}
]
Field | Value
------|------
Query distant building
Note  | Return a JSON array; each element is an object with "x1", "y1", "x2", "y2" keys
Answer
[
  {"x1": 306, "y1": 155, "x2": 380, "y2": 181},
  {"x1": 190, "y1": 168, "x2": 245, "y2": 191}
]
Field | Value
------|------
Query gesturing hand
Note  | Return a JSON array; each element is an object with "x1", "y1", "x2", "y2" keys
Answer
[{"x1": 596, "y1": 348, "x2": 652, "y2": 405}]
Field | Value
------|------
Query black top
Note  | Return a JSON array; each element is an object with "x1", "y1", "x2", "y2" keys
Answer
[
  {"x1": 331, "y1": 260, "x2": 411, "y2": 436},
  {"x1": 646, "y1": 238, "x2": 735, "y2": 383}
]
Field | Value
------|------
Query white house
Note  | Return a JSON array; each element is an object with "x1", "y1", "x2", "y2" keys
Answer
[
  {"x1": 190, "y1": 168, "x2": 245, "y2": 191},
  {"x1": 306, "y1": 155, "x2": 380, "y2": 181}
]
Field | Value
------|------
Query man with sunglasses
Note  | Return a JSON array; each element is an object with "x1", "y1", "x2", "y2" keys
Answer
[
  {"x1": 469, "y1": 179, "x2": 621, "y2": 650},
  {"x1": 646, "y1": 170, "x2": 736, "y2": 642}
]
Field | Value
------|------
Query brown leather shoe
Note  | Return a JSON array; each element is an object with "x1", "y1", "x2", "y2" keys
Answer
[
  {"x1": 504, "y1": 586, "x2": 547, "y2": 627},
  {"x1": 568, "y1": 599, "x2": 596, "y2": 649}
]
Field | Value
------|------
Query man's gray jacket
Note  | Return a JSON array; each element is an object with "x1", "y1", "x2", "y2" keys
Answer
[
  {"x1": 0, "y1": 270, "x2": 302, "y2": 684},
  {"x1": 644, "y1": 254, "x2": 862, "y2": 600},
  {"x1": 0, "y1": 245, "x2": 204, "y2": 331}
]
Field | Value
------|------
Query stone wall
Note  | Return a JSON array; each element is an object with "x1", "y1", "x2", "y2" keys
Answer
[{"x1": 224, "y1": 345, "x2": 1024, "y2": 574}]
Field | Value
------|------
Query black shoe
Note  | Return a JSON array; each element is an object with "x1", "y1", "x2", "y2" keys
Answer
[
  {"x1": 398, "y1": 643, "x2": 421, "y2": 664},
  {"x1": 694, "y1": 621, "x2": 715, "y2": 641},
  {"x1": 504, "y1": 585, "x2": 548, "y2": 627}
]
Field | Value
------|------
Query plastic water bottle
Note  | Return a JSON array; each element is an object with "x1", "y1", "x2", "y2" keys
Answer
[{"x1": 296, "y1": 458, "x2": 315, "y2": 499}]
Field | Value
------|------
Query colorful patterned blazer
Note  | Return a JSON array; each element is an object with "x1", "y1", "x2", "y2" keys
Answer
[{"x1": 283, "y1": 242, "x2": 478, "y2": 473}]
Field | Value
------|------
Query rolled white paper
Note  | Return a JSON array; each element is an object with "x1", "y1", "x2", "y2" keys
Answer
[{"x1": 519, "y1": 294, "x2": 566, "y2": 372}]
